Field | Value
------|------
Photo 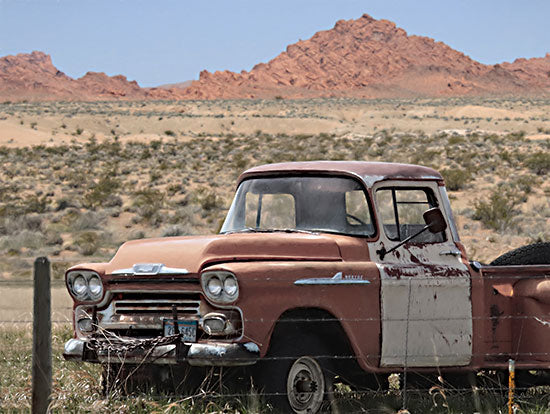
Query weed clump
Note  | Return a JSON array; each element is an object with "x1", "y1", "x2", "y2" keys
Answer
[
  {"x1": 472, "y1": 189, "x2": 522, "y2": 231},
  {"x1": 524, "y1": 152, "x2": 550, "y2": 175},
  {"x1": 84, "y1": 175, "x2": 120, "y2": 209},
  {"x1": 440, "y1": 168, "x2": 471, "y2": 191},
  {"x1": 74, "y1": 231, "x2": 101, "y2": 256}
]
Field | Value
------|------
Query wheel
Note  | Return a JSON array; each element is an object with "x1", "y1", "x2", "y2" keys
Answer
[
  {"x1": 254, "y1": 335, "x2": 334, "y2": 413},
  {"x1": 287, "y1": 356, "x2": 326, "y2": 414},
  {"x1": 490, "y1": 242, "x2": 550, "y2": 266}
]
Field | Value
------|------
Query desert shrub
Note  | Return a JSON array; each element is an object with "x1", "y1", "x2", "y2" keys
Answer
[
  {"x1": 64, "y1": 210, "x2": 105, "y2": 231},
  {"x1": 508, "y1": 174, "x2": 539, "y2": 194},
  {"x1": 55, "y1": 197, "x2": 77, "y2": 211},
  {"x1": 160, "y1": 224, "x2": 192, "y2": 237},
  {"x1": 472, "y1": 189, "x2": 522, "y2": 231},
  {"x1": 447, "y1": 135, "x2": 465, "y2": 145},
  {"x1": 45, "y1": 231, "x2": 63, "y2": 246},
  {"x1": 74, "y1": 231, "x2": 100, "y2": 256},
  {"x1": 128, "y1": 229, "x2": 146, "y2": 240},
  {"x1": 16, "y1": 214, "x2": 43, "y2": 232},
  {"x1": 22, "y1": 195, "x2": 48, "y2": 214},
  {"x1": 524, "y1": 152, "x2": 550, "y2": 175},
  {"x1": 51, "y1": 261, "x2": 71, "y2": 279},
  {"x1": 440, "y1": 168, "x2": 471, "y2": 191},
  {"x1": 194, "y1": 188, "x2": 221, "y2": 211},
  {"x1": 0, "y1": 229, "x2": 45, "y2": 251},
  {"x1": 132, "y1": 188, "x2": 164, "y2": 223},
  {"x1": 83, "y1": 175, "x2": 120, "y2": 209},
  {"x1": 167, "y1": 183, "x2": 184, "y2": 196}
]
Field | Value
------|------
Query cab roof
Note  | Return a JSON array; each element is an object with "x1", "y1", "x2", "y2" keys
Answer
[{"x1": 238, "y1": 161, "x2": 443, "y2": 187}]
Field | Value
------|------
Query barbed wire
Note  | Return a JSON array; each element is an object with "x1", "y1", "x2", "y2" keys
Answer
[{"x1": 0, "y1": 313, "x2": 548, "y2": 326}]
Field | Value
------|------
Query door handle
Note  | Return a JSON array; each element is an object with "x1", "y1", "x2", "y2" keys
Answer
[{"x1": 439, "y1": 250, "x2": 462, "y2": 257}]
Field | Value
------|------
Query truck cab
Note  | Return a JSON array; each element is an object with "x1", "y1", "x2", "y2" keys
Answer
[{"x1": 63, "y1": 161, "x2": 550, "y2": 413}]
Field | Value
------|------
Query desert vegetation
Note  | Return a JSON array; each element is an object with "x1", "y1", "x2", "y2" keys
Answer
[
  {"x1": 0, "y1": 97, "x2": 549, "y2": 412},
  {"x1": 1, "y1": 98, "x2": 549, "y2": 279}
]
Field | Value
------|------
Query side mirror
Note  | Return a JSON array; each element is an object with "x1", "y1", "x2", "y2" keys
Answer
[
  {"x1": 377, "y1": 207, "x2": 447, "y2": 260},
  {"x1": 423, "y1": 207, "x2": 447, "y2": 234}
]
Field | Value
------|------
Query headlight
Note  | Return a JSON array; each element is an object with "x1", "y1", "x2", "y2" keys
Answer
[
  {"x1": 207, "y1": 277, "x2": 223, "y2": 296},
  {"x1": 88, "y1": 275, "x2": 103, "y2": 299},
  {"x1": 73, "y1": 275, "x2": 87, "y2": 297},
  {"x1": 201, "y1": 271, "x2": 239, "y2": 304},
  {"x1": 223, "y1": 277, "x2": 238, "y2": 297},
  {"x1": 67, "y1": 271, "x2": 104, "y2": 302}
]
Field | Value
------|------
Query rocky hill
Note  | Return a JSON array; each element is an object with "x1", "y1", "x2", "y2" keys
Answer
[
  {"x1": 0, "y1": 51, "x2": 186, "y2": 101},
  {"x1": 181, "y1": 14, "x2": 550, "y2": 99},
  {"x1": 2, "y1": 15, "x2": 550, "y2": 101}
]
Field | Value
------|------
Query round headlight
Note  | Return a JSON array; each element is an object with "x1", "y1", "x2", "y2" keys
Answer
[
  {"x1": 207, "y1": 277, "x2": 223, "y2": 296},
  {"x1": 224, "y1": 277, "x2": 238, "y2": 297},
  {"x1": 88, "y1": 275, "x2": 103, "y2": 298},
  {"x1": 73, "y1": 275, "x2": 87, "y2": 297}
]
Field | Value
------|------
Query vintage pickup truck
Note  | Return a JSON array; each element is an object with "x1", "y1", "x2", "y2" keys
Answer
[{"x1": 63, "y1": 161, "x2": 550, "y2": 413}]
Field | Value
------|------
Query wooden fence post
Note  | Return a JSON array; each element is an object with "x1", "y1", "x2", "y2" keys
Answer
[{"x1": 32, "y1": 257, "x2": 52, "y2": 414}]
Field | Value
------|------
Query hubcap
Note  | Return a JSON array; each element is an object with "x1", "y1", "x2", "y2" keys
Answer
[{"x1": 286, "y1": 356, "x2": 325, "y2": 414}]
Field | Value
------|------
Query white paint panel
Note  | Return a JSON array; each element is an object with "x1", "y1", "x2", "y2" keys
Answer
[
  {"x1": 370, "y1": 180, "x2": 473, "y2": 368},
  {"x1": 380, "y1": 276, "x2": 472, "y2": 367}
]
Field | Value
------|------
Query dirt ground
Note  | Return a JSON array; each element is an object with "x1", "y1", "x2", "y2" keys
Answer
[{"x1": 1, "y1": 98, "x2": 550, "y2": 148}]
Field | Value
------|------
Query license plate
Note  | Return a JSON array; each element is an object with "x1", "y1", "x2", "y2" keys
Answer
[{"x1": 162, "y1": 319, "x2": 197, "y2": 342}]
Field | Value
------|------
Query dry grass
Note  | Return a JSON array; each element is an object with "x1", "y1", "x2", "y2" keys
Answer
[{"x1": 1, "y1": 322, "x2": 549, "y2": 413}]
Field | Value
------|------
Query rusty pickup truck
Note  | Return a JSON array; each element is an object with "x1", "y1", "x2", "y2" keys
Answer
[{"x1": 64, "y1": 161, "x2": 550, "y2": 413}]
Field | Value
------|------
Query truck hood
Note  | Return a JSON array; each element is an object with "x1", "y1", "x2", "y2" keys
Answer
[{"x1": 103, "y1": 232, "x2": 343, "y2": 275}]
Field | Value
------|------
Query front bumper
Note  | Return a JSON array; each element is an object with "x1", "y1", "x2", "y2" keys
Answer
[{"x1": 64, "y1": 338, "x2": 260, "y2": 367}]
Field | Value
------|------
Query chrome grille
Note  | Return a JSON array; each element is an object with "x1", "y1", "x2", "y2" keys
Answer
[{"x1": 113, "y1": 292, "x2": 201, "y2": 316}]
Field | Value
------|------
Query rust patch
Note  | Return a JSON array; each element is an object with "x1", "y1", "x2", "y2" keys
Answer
[
  {"x1": 383, "y1": 264, "x2": 468, "y2": 279},
  {"x1": 489, "y1": 304, "x2": 503, "y2": 335}
]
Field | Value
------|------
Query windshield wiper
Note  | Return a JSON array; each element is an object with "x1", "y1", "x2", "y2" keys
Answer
[
  {"x1": 270, "y1": 228, "x2": 319, "y2": 235},
  {"x1": 221, "y1": 227, "x2": 261, "y2": 235},
  {"x1": 222, "y1": 228, "x2": 318, "y2": 235}
]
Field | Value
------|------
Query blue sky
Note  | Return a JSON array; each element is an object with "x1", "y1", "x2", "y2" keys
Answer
[{"x1": 1, "y1": 0, "x2": 549, "y2": 87}]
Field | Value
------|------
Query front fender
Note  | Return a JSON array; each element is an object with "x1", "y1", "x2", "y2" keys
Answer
[{"x1": 209, "y1": 260, "x2": 381, "y2": 371}]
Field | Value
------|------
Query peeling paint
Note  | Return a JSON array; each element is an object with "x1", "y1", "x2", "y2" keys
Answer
[{"x1": 534, "y1": 317, "x2": 550, "y2": 327}]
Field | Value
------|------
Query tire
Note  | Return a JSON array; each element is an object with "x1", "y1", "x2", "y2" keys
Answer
[
  {"x1": 254, "y1": 335, "x2": 335, "y2": 413},
  {"x1": 490, "y1": 242, "x2": 550, "y2": 266}
]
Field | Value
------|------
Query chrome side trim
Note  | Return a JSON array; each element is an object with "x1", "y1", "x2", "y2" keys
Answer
[
  {"x1": 111, "y1": 263, "x2": 189, "y2": 276},
  {"x1": 295, "y1": 272, "x2": 371, "y2": 286}
]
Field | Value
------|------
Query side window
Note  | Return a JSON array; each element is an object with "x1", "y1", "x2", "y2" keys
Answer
[
  {"x1": 376, "y1": 187, "x2": 446, "y2": 243},
  {"x1": 245, "y1": 193, "x2": 295, "y2": 229},
  {"x1": 345, "y1": 190, "x2": 373, "y2": 232}
]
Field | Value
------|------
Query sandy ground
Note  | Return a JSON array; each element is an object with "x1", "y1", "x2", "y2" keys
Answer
[{"x1": 1, "y1": 98, "x2": 550, "y2": 147}]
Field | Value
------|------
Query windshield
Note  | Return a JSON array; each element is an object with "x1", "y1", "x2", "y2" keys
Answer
[{"x1": 220, "y1": 176, "x2": 375, "y2": 237}]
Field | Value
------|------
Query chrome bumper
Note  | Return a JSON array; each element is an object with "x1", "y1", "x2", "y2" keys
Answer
[{"x1": 63, "y1": 338, "x2": 259, "y2": 367}]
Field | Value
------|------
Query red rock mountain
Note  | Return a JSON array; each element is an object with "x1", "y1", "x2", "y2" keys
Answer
[
  {"x1": 2, "y1": 15, "x2": 550, "y2": 101},
  {"x1": 0, "y1": 51, "x2": 187, "y2": 101},
  {"x1": 181, "y1": 14, "x2": 550, "y2": 99}
]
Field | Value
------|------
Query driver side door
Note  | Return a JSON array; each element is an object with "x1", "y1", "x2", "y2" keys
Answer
[{"x1": 368, "y1": 181, "x2": 472, "y2": 367}]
